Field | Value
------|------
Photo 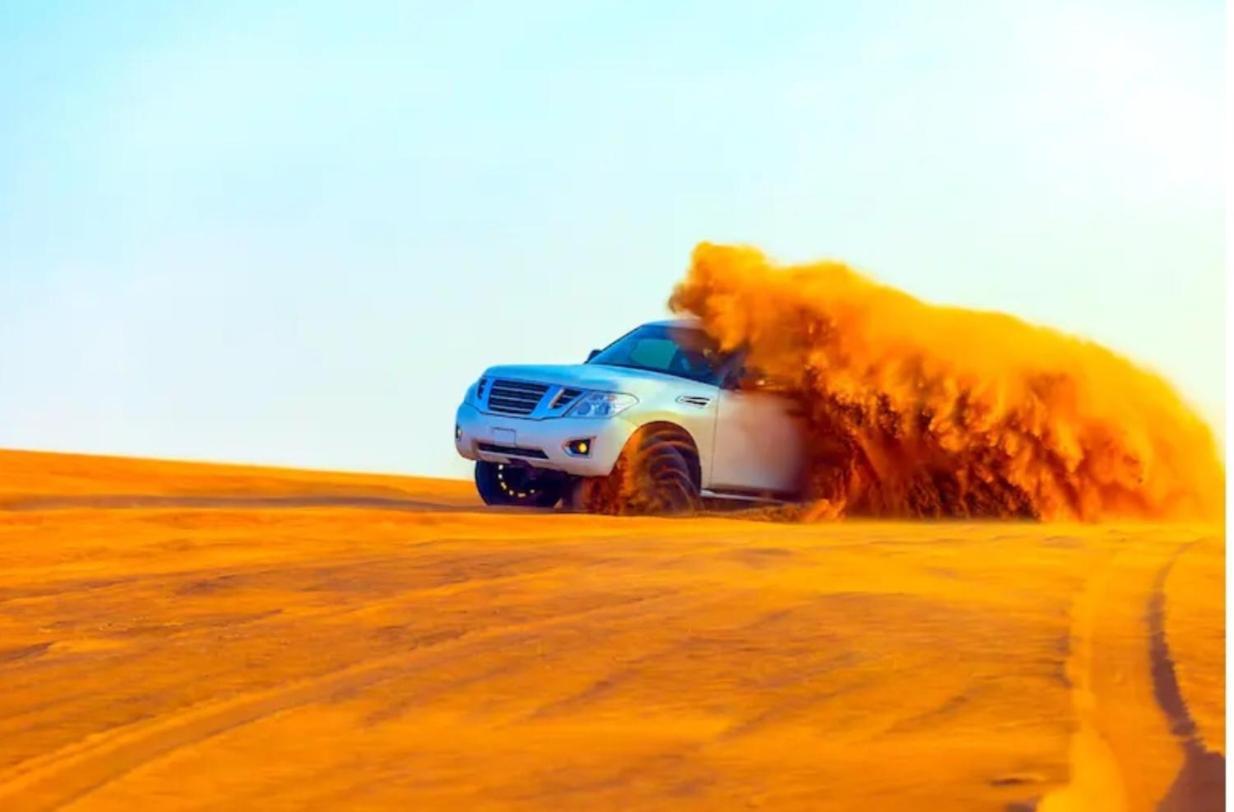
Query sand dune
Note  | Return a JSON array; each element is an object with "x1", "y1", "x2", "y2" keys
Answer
[{"x1": 0, "y1": 450, "x2": 1222, "y2": 810}]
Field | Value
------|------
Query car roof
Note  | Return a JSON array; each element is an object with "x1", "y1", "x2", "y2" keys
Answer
[{"x1": 643, "y1": 317, "x2": 702, "y2": 329}]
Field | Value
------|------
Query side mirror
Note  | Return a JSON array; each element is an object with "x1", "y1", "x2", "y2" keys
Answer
[
  {"x1": 725, "y1": 365, "x2": 780, "y2": 392},
  {"x1": 736, "y1": 375, "x2": 767, "y2": 392},
  {"x1": 586, "y1": 349, "x2": 600, "y2": 362},
  {"x1": 724, "y1": 366, "x2": 759, "y2": 391}
]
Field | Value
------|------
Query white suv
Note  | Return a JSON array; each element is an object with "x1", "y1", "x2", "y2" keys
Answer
[{"x1": 454, "y1": 319, "x2": 806, "y2": 513}]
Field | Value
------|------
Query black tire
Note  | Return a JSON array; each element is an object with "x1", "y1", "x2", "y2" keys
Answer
[
  {"x1": 474, "y1": 462, "x2": 564, "y2": 508},
  {"x1": 567, "y1": 427, "x2": 700, "y2": 515}
]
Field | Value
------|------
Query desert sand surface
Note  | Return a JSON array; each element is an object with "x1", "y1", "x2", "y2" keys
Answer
[{"x1": 0, "y1": 450, "x2": 1222, "y2": 811}]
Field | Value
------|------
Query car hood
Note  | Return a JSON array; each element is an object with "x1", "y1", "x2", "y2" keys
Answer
[{"x1": 481, "y1": 363, "x2": 710, "y2": 396}]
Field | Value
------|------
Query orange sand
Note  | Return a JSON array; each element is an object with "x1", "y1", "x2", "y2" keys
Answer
[{"x1": 0, "y1": 450, "x2": 1222, "y2": 810}]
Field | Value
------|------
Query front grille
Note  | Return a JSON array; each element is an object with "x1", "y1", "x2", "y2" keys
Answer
[
  {"x1": 487, "y1": 379, "x2": 550, "y2": 415},
  {"x1": 477, "y1": 442, "x2": 548, "y2": 459},
  {"x1": 486, "y1": 380, "x2": 550, "y2": 414},
  {"x1": 552, "y1": 387, "x2": 583, "y2": 410}
]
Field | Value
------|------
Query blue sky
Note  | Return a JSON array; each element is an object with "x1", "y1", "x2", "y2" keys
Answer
[{"x1": 1, "y1": 0, "x2": 1223, "y2": 478}]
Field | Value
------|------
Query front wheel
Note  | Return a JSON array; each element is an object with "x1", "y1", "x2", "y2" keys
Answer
[
  {"x1": 474, "y1": 462, "x2": 565, "y2": 508},
  {"x1": 566, "y1": 427, "x2": 700, "y2": 515}
]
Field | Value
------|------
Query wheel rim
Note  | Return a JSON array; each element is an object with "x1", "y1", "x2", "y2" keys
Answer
[{"x1": 494, "y1": 464, "x2": 542, "y2": 501}]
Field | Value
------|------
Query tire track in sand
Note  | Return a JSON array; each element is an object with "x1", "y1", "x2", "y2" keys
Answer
[
  {"x1": 1147, "y1": 548, "x2": 1224, "y2": 811},
  {"x1": 1040, "y1": 541, "x2": 1223, "y2": 812},
  {"x1": 0, "y1": 591, "x2": 678, "y2": 812}
]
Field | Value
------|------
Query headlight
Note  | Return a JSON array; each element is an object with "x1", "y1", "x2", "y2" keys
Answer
[
  {"x1": 567, "y1": 391, "x2": 637, "y2": 418},
  {"x1": 466, "y1": 376, "x2": 488, "y2": 404}
]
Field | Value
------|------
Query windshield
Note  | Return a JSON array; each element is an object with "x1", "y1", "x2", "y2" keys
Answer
[{"x1": 588, "y1": 324, "x2": 731, "y2": 385}]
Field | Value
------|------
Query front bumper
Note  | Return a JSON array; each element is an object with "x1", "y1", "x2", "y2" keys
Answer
[{"x1": 454, "y1": 403, "x2": 636, "y2": 477}]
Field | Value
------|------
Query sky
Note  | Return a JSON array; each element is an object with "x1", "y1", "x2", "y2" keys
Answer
[{"x1": 0, "y1": 0, "x2": 1224, "y2": 479}]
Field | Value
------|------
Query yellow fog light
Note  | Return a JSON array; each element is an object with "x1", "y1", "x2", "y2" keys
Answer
[{"x1": 565, "y1": 438, "x2": 593, "y2": 457}]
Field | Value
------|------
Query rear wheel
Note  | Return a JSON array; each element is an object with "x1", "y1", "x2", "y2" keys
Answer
[
  {"x1": 474, "y1": 462, "x2": 565, "y2": 508},
  {"x1": 567, "y1": 427, "x2": 700, "y2": 515}
]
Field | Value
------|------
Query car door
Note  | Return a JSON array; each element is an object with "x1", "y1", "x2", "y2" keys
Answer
[{"x1": 708, "y1": 375, "x2": 808, "y2": 497}]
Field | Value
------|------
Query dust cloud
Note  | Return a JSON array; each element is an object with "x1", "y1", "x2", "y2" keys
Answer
[{"x1": 670, "y1": 243, "x2": 1222, "y2": 520}]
